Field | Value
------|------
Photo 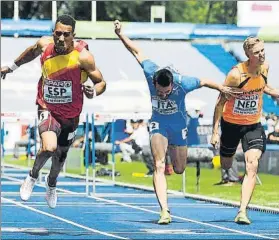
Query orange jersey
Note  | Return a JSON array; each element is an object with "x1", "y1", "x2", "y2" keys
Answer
[
  {"x1": 36, "y1": 40, "x2": 89, "y2": 118},
  {"x1": 223, "y1": 61, "x2": 268, "y2": 125}
]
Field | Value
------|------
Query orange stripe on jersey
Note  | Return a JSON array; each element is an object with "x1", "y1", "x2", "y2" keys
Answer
[
  {"x1": 223, "y1": 61, "x2": 268, "y2": 125},
  {"x1": 42, "y1": 50, "x2": 80, "y2": 77}
]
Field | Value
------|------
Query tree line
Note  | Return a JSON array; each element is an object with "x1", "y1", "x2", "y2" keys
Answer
[{"x1": 1, "y1": 1, "x2": 237, "y2": 24}]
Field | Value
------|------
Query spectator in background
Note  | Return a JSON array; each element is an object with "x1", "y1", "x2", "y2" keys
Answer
[
  {"x1": 115, "y1": 119, "x2": 149, "y2": 163},
  {"x1": 13, "y1": 126, "x2": 36, "y2": 159},
  {"x1": 266, "y1": 114, "x2": 277, "y2": 135},
  {"x1": 267, "y1": 123, "x2": 279, "y2": 144},
  {"x1": 72, "y1": 123, "x2": 108, "y2": 166},
  {"x1": 260, "y1": 113, "x2": 268, "y2": 134}
]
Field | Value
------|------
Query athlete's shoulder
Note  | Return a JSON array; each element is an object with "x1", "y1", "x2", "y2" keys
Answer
[
  {"x1": 225, "y1": 66, "x2": 241, "y2": 87},
  {"x1": 79, "y1": 46, "x2": 95, "y2": 68},
  {"x1": 75, "y1": 40, "x2": 89, "y2": 51},
  {"x1": 141, "y1": 59, "x2": 159, "y2": 74},
  {"x1": 38, "y1": 36, "x2": 53, "y2": 48}
]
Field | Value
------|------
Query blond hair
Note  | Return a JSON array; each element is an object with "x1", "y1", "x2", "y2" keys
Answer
[{"x1": 243, "y1": 36, "x2": 263, "y2": 57}]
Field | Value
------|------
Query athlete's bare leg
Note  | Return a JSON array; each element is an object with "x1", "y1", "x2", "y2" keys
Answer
[
  {"x1": 151, "y1": 133, "x2": 168, "y2": 211},
  {"x1": 239, "y1": 149, "x2": 262, "y2": 212},
  {"x1": 31, "y1": 131, "x2": 57, "y2": 178},
  {"x1": 168, "y1": 145, "x2": 187, "y2": 174}
]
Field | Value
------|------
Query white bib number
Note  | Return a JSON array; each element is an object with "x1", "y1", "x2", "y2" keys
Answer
[
  {"x1": 233, "y1": 94, "x2": 259, "y2": 115},
  {"x1": 43, "y1": 79, "x2": 73, "y2": 104},
  {"x1": 149, "y1": 122, "x2": 159, "y2": 131}
]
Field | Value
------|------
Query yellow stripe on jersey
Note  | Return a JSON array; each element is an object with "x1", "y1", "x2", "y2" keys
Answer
[{"x1": 42, "y1": 50, "x2": 80, "y2": 78}]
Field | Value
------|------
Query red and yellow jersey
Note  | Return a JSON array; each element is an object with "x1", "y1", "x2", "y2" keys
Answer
[
  {"x1": 223, "y1": 61, "x2": 268, "y2": 125},
  {"x1": 36, "y1": 40, "x2": 89, "y2": 118}
]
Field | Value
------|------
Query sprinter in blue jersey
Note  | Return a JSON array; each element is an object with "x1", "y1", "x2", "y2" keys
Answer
[{"x1": 114, "y1": 20, "x2": 238, "y2": 224}]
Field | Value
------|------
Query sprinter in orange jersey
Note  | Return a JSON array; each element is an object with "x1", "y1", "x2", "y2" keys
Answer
[
  {"x1": 211, "y1": 37, "x2": 279, "y2": 225},
  {"x1": 1, "y1": 15, "x2": 106, "y2": 208}
]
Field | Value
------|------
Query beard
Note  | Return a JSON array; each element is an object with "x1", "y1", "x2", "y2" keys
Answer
[{"x1": 54, "y1": 45, "x2": 67, "y2": 54}]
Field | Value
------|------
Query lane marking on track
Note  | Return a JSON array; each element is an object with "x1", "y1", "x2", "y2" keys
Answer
[
  {"x1": 4, "y1": 171, "x2": 278, "y2": 240},
  {"x1": 1, "y1": 197, "x2": 129, "y2": 240}
]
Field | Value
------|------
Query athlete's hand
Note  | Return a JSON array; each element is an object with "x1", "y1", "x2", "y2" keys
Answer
[
  {"x1": 1, "y1": 66, "x2": 13, "y2": 80},
  {"x1": 210, "y1": 132, "x2": 220, "y2": 149},
  {"x1": 220, "y1": 86, "x2": 243, "y2": 99},
  {"x1": 114, "y1": 20, "x2": 122, "y2": 36},
  {"x1": 83, "y1": 85, "x2": 95, "y2": 99}
]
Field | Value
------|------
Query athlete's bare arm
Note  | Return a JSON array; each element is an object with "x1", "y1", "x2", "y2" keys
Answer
[
  {"x1": 264, "y1": 84, "x2": 279, "y2": 98},
  {"x1": 1, "y1": 36, "x2": 51, "y2": 79},
  {"x1": 114, "y1": 20, "x2": 148, "y2": 64},
  {"x1": 211, "y1": 68, "x2": 241, "y2": 148},
  {"x1": 79, "y1": 49, "x2": 106, "y2": 98},
  {"x1": 199, "y1": 73, "x2": 242, "y2": 98}
]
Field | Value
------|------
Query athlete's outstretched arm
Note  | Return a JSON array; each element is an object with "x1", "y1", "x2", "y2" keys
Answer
[
  {"x1": 1, "y1": 36, "x2": 50, "y2": 80},
  {"x1": 264, "y1": 85, "x2": 279, "y2": 98},
  {"x1": 79, "y1": 49, "x2": 106, "y2": 98},
  {"x1": 114, "y1": 20, "x2": 148, "y2": 64},
  {"x1": 210, "y1": 68, "x2": 240, "y2": 149},
  {"x1": 200, "y1": 68, "x2": 242, "y2": 96}
]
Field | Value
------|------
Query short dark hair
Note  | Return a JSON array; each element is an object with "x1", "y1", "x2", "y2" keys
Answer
[
  {"x1": 55, "y1": 14, "x2": 76, "y2": 32},
  {"x1": 153, "y1": 68, "x2": 173, "y2": 87}
]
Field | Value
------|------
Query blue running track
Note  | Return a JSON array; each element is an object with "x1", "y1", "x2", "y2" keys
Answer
[{"x1": 1, "y1": 167, "x2": 279, "y2": 240}]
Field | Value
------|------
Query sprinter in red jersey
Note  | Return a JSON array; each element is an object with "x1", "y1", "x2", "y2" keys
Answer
[{"x1": 1, "y1": 15, "x2": 106, "y2": 208}]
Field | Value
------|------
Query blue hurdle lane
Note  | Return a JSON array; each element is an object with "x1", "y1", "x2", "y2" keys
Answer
[
  {"x1": 84, "y1": 113, "x2": 90, "y2": 195},
  {"x1": 111, "y1": 119, "x2": 116, "y2": 183},
  {"x1": 91, "y1": 113, "x2": 96, "y2": 194}
]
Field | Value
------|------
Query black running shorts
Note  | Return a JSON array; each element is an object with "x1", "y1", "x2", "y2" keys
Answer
[{"x1": 220, "y1": 118, "x2": 266, "y2": 157}]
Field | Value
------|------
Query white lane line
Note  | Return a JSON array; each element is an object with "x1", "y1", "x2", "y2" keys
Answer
[
  {"x1": 1, "y1": 197, "x2": 128, "y2": 240},
  {"x1": 5, "y1": 171, "x2": 277, "y2": 240},
  {"x1": 57, "y1": 189, "x2": 276, "y2": 240}
]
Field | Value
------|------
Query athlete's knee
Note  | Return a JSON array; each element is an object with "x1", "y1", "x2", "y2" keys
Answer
[
  {"x1": 246, "y1": 156, "x2": 259, "y2": 175},
  {"x1": 154, "y1": 158, "x2": 165, "y2": 173},
  {"x1": 42, "y1": 145, "x2": 57, "y2": 152},
  {"x1": 59, "y1": 149, "x2": 68, "y2": 163},
  {"x1": 41, "y1": 140, "x2": 57, "y2": 152},
  {"x1": 55, "y1": 146, "x2": 69, "y2": 163}
]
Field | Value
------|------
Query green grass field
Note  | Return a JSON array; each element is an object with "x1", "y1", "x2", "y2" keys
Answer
[{"x1": 3, "y1": 154, "x2": 278, "y2": 208}]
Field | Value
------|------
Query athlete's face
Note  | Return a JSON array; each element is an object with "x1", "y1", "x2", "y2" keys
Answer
[
  {"x1": 53, "y1": 22, "x2": 75, "y2": 54},
  {"x1": 249, "y1": 42, "x2": 265, "y2": 65},
  {"x1": 155, "y1": 83, "x2": 173, "y2": 99}
]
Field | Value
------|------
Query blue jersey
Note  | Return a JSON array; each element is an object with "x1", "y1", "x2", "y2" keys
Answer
[{"x1": 141, "y1": 59, "x2": 201, "y2": 124}]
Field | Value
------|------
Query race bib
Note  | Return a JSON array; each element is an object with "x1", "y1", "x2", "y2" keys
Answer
[
  {"x1": 233, "y1": 94, "x2": 259, "y2": 115},
  {"x1": 43, "y1": 79, "x2": 73, "y2": 104},
  {"x1": 67, "y1": 131, "x2": 76, "y2": 140},
  {"x1": 151, "y1": 97, "x2": 178, "y2": 115},
  {"x1": 38, "y1": 110, "x2": 49, "y2": 125},
  {"x1": 182, "y1": 128, "x2": 188, "y2": 140},
  {"x1": 149, "y1": 122, "x2": 159, "y2": 131}
]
